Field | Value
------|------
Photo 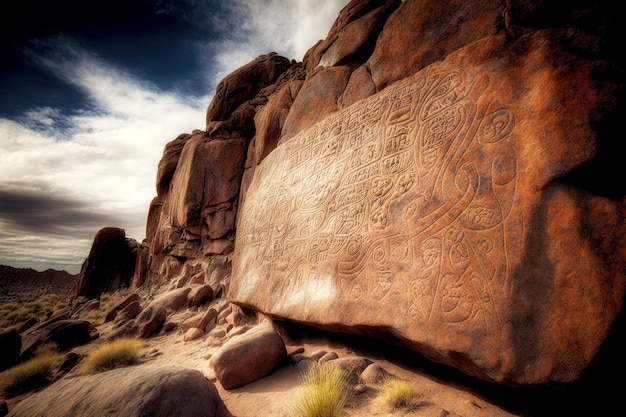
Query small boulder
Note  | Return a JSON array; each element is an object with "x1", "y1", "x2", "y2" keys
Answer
[
  {"x1": 137, "y1": 306, "x2": 167, "y2": 338},
  {"x1": 180, "y1": 308, "x2": 218, "y2": 333},
  {"x1": 113, "y1": 300, "x2": 142, "y2": 323},
  {"x1": 188, "y1": 284, "x2": 214, "y2": 307},
  {"x1": 183, "y1": 327, "x2": 204, "y2": 342},
  {"x1": 211, "y1": 323, "x2": 286, "y2": 389},
  {"x1": 104, "y1": 293, "x2": 140, "y2": 323},
  {"x1": 361, "y1": 363, "x2": 393, "y2": 385},
  {"x1": 148, "y1": 287, "x2": 191, "y2": 313}
]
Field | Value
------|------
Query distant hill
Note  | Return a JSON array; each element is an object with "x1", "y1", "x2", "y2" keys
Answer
[{"x1": 0, "y1": 265, "x2": 78, "y2": 304}]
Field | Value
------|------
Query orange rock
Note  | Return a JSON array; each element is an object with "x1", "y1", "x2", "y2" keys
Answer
[{"x1": 229, "y1": 31, "x2": 626, "y2": 385}]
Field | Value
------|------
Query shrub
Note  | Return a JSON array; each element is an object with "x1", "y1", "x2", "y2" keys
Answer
[
  {"x1": 86, "y1": 310, "x2": 102, "y2": 322},
  {"x1": 377, "y1": 377, "x2": 422, "y2": 412},
  {"x1": 293, "y1": 362, "x2": 352, "y2": 417},
  {"x1": 79, "y1": 338, "x2": 143, "y2": 375},
  {"x1": 0, "y1": 343, "x2": 61, "y2": 397}
]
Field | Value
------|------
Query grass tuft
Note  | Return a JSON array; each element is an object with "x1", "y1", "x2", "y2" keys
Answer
[
  {"x1": 0, "y1": 343, "x2": 61, "y2": 397},
  {"x1": 293, "y1": 362, "x2": 352, "y2": 417},
  {"x1": 377, "y1": 377, "x2": 422, "y2": 412},
  {"x1": 79, "y1": 338, "x2": 143, "y2": 375}
]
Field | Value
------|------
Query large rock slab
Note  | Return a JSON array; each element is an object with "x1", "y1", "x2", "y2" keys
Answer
[
  {"x1": 229, "y1": 31, "x2": 626, "y2": 385},
  {"x1": 7, "y1": 364, "x2": 234, "y2": 417}
]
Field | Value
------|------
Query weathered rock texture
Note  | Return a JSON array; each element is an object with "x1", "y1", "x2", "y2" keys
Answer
[
  {"x1": 6, "y1": 364, "x2": 234, "y2": 417},
  {"x1": 227, "y1": 0, "x2": 626, "y2": 385},
  {"x1": 211, "y1": 323, "x2": 286, "y2": 389},
  {"x1": 75, "y1": 227, "x2": 138, "y2": 299},
  {"x1": 132, "y1": 0, "x2": 624, "y2": 386}
]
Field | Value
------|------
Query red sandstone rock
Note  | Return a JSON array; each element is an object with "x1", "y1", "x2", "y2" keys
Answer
[
  {"x1": 113, "y1": 300, "x2": 142, "y2": 323},
  {"x1": 211, "y1": 323, "x2": 286, "y2": 389},
  {"x1": 180, "y1": 308, "x2": 218, "y2": 333},
  {"x1": 187, "y1": 284, "x2": 214, "y2": 307},
  {"x1": 104, "y1": 293, "x2": 140, "y2": 322},
  {"x1": 75, "y1": 227, "x2": 138, "y2": 300},
  {"x1": 131, "y1": 0, "x2": 625, "y2": 388},
  {"x1": 281, "y1": 65, "x2": 352, "y2": 139},
  {"x1": 229, "y1": 30, "x2": 626, "y2": 384},
  {"x1": 368, "y1": 0, "x2": 503, "y2": 90},
  {"x1": 148, "y1": 287, "x2": 191, "y2": 313},
  {"x1": 206, "y1": 53, "x2": 291, "y2": 127},
  {"x1": 137, "y1": 306, "x2": 167, "y2": 338}
]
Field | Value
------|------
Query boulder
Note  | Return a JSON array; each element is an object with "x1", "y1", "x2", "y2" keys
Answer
[
  {"x1": 113, "y1": 301, "x2": 142, "y2": 323},
  {"x1": 206, "y1": 53, "x2": 291, "y2": 127},
  {"x1": 74, "y1": 227, "x2": 138, "y2": 299},
  {"x1": 6, "y1": 364, "x2": 234, "y2": 417},
  {"x1": 104, "y1": 293, "x2": 140, "y2": 323},
  {"x1": 148, "y1": 287, "x2": 192, "y2": 313},
  {"x1": 0, "y1": 329, "x2": 20, "y2": 371},
  {"x1": 229, "y1": 29, "x2": 626, "y2": 385},
  {"x1": 211, "y1": 323, "x2": 286, "y2": 389},
  {"x1": 20, "y1": 320, "x2": 96, "y2": 360},
  {"x1": 137, "y1": 306, "x2": 167, "y2": 339},
  {"x1": 180, "y1": 308, "x2": 218, "y2": 333},
  {"x1": 183, "y1": 327, "x2": 204, "y2": 342},
  {"x1": 188, "y1": 284, "x2": 214, "y2": 307}
]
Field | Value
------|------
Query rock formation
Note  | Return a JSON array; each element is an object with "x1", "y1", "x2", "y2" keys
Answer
[
  {"x1": 6, "y1": 364, "x2": 234, "y2": 417},
  {"x1": 128, "y1": 0, "x2": 624, "y2": 386},
  {"x1": 75, "y1": 227, "x2": 138, "y2": 299}
]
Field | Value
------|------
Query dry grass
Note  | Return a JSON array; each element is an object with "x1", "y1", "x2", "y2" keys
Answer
[
  {"x1": 0, "y1": 343, "x2": 61, "y2": 397},
  {"x1": 293, "y1": 362, "x2": 352, "y2": 417},
  {"x1": 0, "y1": 294, "x2": 67, "y2": 330},
  {"x1": 79, "y1": 338, "x2": 144, "y2": 375},
  {"x1": 377, "y1": 377, "x2": 422, "y2": 412}
]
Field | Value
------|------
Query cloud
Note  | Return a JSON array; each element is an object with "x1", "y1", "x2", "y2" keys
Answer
[
  {"x1": 0, "y1": 37, "x2": 207, "y2": 273},
  {"x1": 197, "y1": 0, "x2": 350, "y2": 88}
]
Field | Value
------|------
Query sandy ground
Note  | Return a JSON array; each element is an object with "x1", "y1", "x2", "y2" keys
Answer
[
  {"x1": 6, "y1": 289, "x2": 619, "y2": 417},
  {"x1": 74, "y1": 312, "x2": 524, "y2": 417}
]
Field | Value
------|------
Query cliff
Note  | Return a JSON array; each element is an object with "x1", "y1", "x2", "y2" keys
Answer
[{"x1": 125, "y1": 0, "x2": 625, "y2": 385}]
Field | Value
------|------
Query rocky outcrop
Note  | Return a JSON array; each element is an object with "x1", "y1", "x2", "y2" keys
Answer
[
  {"x1": 75, "y1": 227, "x2": 138, "y2": 299},
  {"x1": 6, "y1": 364, "x2": 234, "y2": 417},
  {"x1": 227, "y1": 0, "x2": 625, "y2": 386},
  {"x1": 128, "y1": 0, "x2": 624, "y2": 387},
  {"x1": 20, "y1": 319, "x2": 96, "y2": 360}
]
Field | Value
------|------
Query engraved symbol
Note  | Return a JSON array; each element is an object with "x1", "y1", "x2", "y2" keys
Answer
[
  {"x1": 480, "y1": 109, "x2": 513, "y2": 143},
  {"x1": 371, "y1": 272, "x2": 393, "y2": 301},
  {"x1": 370, "y1": 210, "x2": 389, "y2": 229},
  {"x1": 371, "y1": 177, "x2": 393, "y2": 198}
]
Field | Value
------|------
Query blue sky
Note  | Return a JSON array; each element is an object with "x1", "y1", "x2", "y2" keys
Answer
[{"x1": 0, "y1": 0, "x2": 349, "y2": 273}]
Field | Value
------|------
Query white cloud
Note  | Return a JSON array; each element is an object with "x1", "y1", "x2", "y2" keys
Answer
[
  {"x1": 0, "y1": 37, "x2": 207, "y2": 273},
  {"x1": 199, "y1": 0, "x2": 350, "y2": 87}
]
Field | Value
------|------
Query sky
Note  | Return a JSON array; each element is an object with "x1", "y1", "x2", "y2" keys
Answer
[{"x1": 0, "y1": 0, "x2": 350, "y2": 274}]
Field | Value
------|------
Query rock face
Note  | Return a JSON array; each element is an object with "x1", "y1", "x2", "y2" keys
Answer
[
  {"x1": 6, "y1": 364, "x2": 234, "y2": 417},
  {"x1": 135, "y1": 53, "x2": 301, "y2": 292},
  {"x1": 226, "y1": 0, "x2": 626, "y2": 385},
  {"x1": 133, "y1": 0, "x2": 625, "y2": 386},
  {"x1": 75, "y1": 227, "x2": 138, "y2": 299}
]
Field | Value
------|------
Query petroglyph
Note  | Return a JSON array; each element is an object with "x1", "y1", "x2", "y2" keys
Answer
[{"x1": 233, "y1": 67, "x2": 518, "y2": 332}]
